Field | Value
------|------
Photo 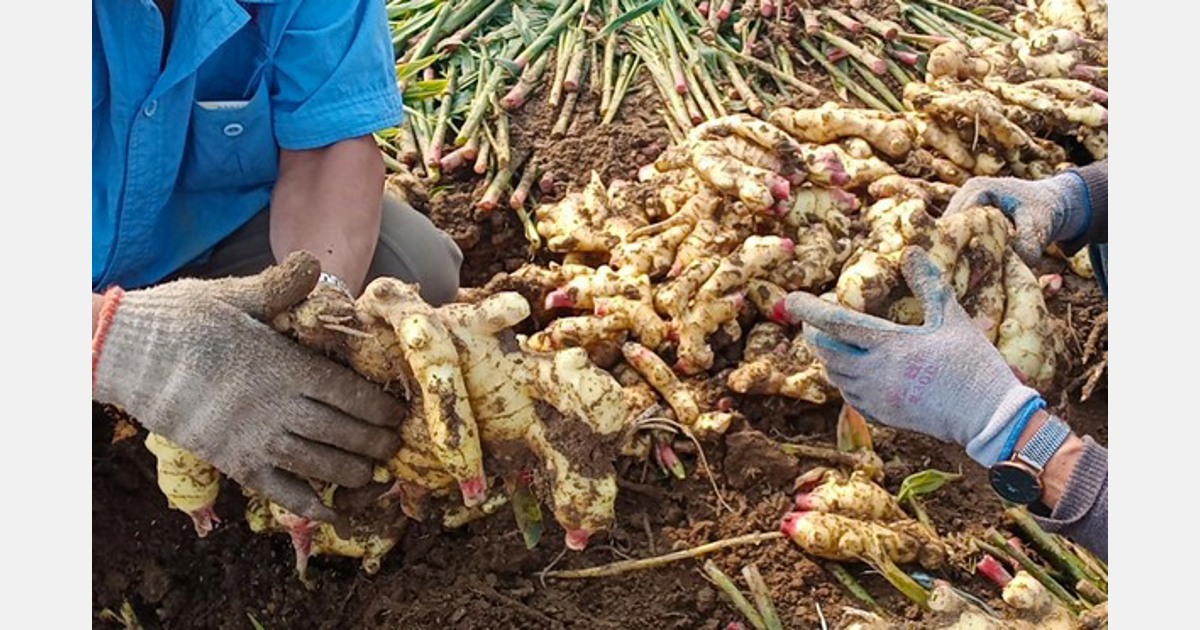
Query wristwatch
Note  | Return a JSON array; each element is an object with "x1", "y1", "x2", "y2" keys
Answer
[
  {"x1": 989, "y1": 415, "x2": 1071, "y2": 504},
  {"x1": 318, "y1": 272, "x2": 351, "y2": 296}
]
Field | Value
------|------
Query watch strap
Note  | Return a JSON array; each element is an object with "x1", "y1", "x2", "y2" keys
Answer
[{"x1": 1015, "y1": 415, "x2": 1071, "y2": 472}]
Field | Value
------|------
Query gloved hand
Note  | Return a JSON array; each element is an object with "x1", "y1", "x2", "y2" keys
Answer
[
  {"x1": 943, "y1": 171, "x2": 1093, "y2": 266},
  {"x1": 92, "y1": 251, "x2": 404, "y2": 525},
  {"x1": 774, "y1": 247, "x2": 1041, "y2": 467}
]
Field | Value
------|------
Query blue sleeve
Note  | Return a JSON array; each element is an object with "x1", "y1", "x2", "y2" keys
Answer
[{"x1": 270, "y1": 0, "x2": 404, "y2": 150}]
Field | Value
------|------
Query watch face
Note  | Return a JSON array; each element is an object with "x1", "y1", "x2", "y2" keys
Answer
[{"x1": 989, "y1": 463, "x2": 1042, "y2": 504}]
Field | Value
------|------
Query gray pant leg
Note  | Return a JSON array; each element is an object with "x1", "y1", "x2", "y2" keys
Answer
[
  {"x1": 366, "y1": 193, "x2": 464, "y2": 305},
  {"x1": 175, "y1": 192, "x2": 463, "y2": 305}
]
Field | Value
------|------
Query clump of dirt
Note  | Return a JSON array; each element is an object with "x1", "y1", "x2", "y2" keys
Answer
[{"x1": 723, "y1": 429, "x2": 802, "y2": 490}]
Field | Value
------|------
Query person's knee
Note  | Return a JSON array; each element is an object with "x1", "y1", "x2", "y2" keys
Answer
[
  {"x1": 415, "y1": 235, "x2": 463, "y2": 305},
  {"x1": 372, "y1": 193, "x2": 465, "y2": 305}
]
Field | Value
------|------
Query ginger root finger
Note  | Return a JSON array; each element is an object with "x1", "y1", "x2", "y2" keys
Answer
[{"x1": 145, "y1": 433, "x2": 221, "y2": 538}]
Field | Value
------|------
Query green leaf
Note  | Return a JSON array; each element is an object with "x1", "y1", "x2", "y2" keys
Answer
[
  {"x1": 396, "y1": 54, "x2": 442, "y2": 81},
  {"x1": 968, "y1": 5, "x2": 1008, "y2": 21},
  {"x1": 388, "y1": 0, "x2": 440, "y2": 18},
  {"x1": 600, "y1": 0, "x2": 664, "y2": 38},
  {"x1": 492, "y1": 57, "x2": 523, "y2": 76},
  {"x1": 896, "y1": 469, "x2": 963, "y2": 504},
  {"x1": 98, "y1": 600, "x2": 143, "y2": 630},
  {"x1": 511, "y1": 5, "x2": 535, "y2": 46},
  {"x1": 404, "y1": 79, "x2": 450, "y2": 102},
  {"x1": 246, "y1": 613, "x2": 267, "y2": 630},
  {"x1": 864, "y1": 548, "x2": 929, "y2": 608},
  {"x1": 509, "y1": 474, "x2": 544, "y2": 550}
]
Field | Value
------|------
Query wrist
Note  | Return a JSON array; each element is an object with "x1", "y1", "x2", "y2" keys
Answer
[
  {"x1": 964, "y1": 387, "x2": 1043, "y2": 467},
  {"x1": 1049, "y1": 171, "x2": 1094, "y2": 244},
  {"x1": 92, "y1": 287, "x2": 126, "y2": 389},
  {"x1": 996, "y1": 396, "x2": 1047, "y2": 462},
  {"x1": 92, "y1": 293, "x2": 105, "y2": 336},
  {"x1": 1015, "y1": 411, "x2": 1084, "y2": 508}
]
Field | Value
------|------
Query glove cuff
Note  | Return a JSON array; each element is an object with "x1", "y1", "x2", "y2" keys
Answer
[
  {"x1": 1045, "y1": 171, "x2": 1093, "y2": 245},
  {"x1": 965, "y1": 386, "x2": 1043, "y2": 467},
  {"x1": 1059, "y1": 162, "x2": 1108, "y2": 255},
  {"x1": 91, "y1": 287, "x2": 126, "y2": 391}
]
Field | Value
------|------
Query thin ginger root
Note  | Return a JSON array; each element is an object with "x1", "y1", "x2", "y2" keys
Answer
[{"x1": 144, "y1": 432, "x2": 221, "y2": 538}]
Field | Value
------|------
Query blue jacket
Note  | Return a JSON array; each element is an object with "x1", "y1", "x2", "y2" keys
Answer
[{"x1": 93, "y1": 0, "x2": 404, "y2": 291}]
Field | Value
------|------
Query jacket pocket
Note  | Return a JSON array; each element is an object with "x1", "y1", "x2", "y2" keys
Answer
[{"x1": 181, "y1": 76, "x2": 278, "y2": 191}]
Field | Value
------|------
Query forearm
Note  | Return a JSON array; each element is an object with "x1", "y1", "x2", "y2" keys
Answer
[
  {"x1": 1061, "y1": 159, "x2": 1108, "y2": 254},
  {"x1": 269, "y1": 135, "x2": 386, "y2": 295},
  {"x1": 92, "y1": 293, "x2": 105, "y2": 336},
  {"x1": 1014, "y1": 411, "x2": 1109, "y2": 561}
]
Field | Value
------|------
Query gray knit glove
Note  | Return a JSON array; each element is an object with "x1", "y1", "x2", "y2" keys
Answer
[
  {"x1": 775, "y1": 247, "x2": 1041, "y2": 467},
  {"x1": 92, "y1": 252, "x2": 404, "y2": 524},
  {"x1": 943, "y1": 171, "x2": 1093, "y2": 266}
]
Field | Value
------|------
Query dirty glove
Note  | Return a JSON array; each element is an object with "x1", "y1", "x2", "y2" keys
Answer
[
  {"x1": 943, "y1": 171, "x2": 1093, "y2": 266},
  {"x1": 92, "y1": 252, "x2": 404, "y2": 524},
  {"x1": 774, "y1": 247, "x2": 1041, "y2": 467}
]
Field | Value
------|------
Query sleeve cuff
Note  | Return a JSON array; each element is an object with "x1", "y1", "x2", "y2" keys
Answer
[
  {"x1": 275, "y1": 87, "x2": 405, "y2": 150},
  {"x1": 1030, "y1": 436, "x2": 1108, "y2": 558},
  {"x1": 1059, "y1": 161, "x2": 1108, "y2": 255}
]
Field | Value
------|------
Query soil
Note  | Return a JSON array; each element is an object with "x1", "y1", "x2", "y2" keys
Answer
[
  {"x1": 93, "y1": 386, "x2": 1106, "y2": 629},
  {"x1": 93, "y1": 3, "x2": 1108, "y2": 626},
  {"x1": 90, "y1": 255, "x2": 1107, "y2": 630}
]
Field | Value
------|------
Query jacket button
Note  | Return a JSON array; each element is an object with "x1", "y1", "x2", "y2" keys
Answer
[
  {"x1": 142, "y1": 100, "x2": 158, "y2": 117},
  {"x1": 223, "y1": 123, "x2": 245, "y2": 137}
]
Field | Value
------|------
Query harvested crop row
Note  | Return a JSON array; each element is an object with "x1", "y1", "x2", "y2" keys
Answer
[{"x1": 500, "y1": 79, "x2": 1096, "y2": 414}]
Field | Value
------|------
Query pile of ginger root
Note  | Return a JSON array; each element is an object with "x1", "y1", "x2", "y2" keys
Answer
[{"x1": 492, "y1": 67, "x2": 1099, "y2": 410}]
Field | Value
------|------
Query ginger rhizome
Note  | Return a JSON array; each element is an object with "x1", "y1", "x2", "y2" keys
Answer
[
  {"x1": 781, "y1": 467, "x2": 946, "y2": 570},
  {"x1": 144, "y1": 432, "x2": 222, "y2": 538},
  {"x1": 275, "y1": 280, "x2": 630, "y2": 552}
]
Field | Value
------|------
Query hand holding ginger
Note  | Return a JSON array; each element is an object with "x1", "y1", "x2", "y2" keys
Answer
[
  {"x1": 774, "y1": 247, "x2": 1041, "y2": 467},
  {"x1": 92, "y1": 252, "x2": 405, "y2": 525},
  {"x1": 943, "y1": 166, "x2": 1100, "y2": 265}
]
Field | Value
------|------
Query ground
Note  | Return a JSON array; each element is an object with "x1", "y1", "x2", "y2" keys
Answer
[
  {"x1": 92, "y1": 20, "x2": 1108, "y2": 628},
  {"x1": 91, "y1": 391, "x2": 1106, "y2": 629}
]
